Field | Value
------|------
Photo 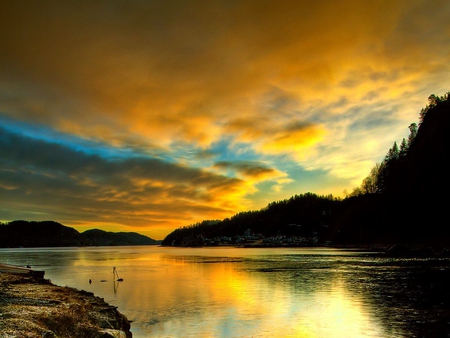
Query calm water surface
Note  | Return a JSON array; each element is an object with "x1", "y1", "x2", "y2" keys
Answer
[{"x1": 0, "y1": 246, "x2": 449, "y2": 337}]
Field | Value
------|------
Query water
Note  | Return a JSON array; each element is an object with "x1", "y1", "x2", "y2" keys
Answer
[{"x1": 1, "y1": 246, "x2": 449, "y2": 337}]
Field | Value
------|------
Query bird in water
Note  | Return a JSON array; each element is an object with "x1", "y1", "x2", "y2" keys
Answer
[{"x1": 113, "y1": 266, "x2": 123, "y2": 282}]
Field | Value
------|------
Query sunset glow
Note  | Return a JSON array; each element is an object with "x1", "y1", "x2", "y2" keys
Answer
[{"x1": 1, "y1": 0, "x2": 449, "y2": 239}]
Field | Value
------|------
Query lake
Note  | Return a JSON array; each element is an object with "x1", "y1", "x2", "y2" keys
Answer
[{"x1": 0, "y1": 246, "x2": 449, "y2": 337}]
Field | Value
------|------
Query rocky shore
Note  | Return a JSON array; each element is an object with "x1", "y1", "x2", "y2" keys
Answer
[{"x1": 0, "y1": 273, "x2": 132, "y2": 338}]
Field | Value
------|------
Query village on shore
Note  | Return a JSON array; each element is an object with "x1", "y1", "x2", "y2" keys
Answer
[{"x1": 172, "y1": 228, "x2": 323, "y2": 248}]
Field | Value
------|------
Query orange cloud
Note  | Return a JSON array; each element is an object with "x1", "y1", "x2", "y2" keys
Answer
[
  {"x1": 214, "y1": 161, "x2": 280, "y2": 179},
  {"x1": 1, "y1": 0, "x2": 449, "y2": 237},
  {"x1": 260, "y1": 123, "x2": 327, "y2": 158},
  {"x1": 224, "y1": 115, "x2": 326, "y2": 160},
  {"x1": 0, "y1": 126, "x2": 252, "y2": 237}
]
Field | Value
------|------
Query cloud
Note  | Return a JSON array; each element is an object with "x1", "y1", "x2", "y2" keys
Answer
[
  {"x1": 260, "y1": 122, "x2": 327, "y2": 158},
  {"x1": 224, "y1": 116, "x2": 326, "y2": 160},
  {"x1": 0, "y1": 126, "x2": 248, "y2": 235},
  {"x1": 0, "y1": 0, "x2": 449, "y2": 237},
  {"x1": 212, "y1": 160, "x2": 294, "y2": 197},
  {"x1": 2, "y1": 2, "x2": 448, "y2": 136},
  {"x1": 214, "y1": 161, "x2": 279, "y2": 179}
]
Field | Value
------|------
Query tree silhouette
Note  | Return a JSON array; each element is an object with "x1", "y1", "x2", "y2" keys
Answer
[{"x1": 163, "y1": 92, "x2": 450, "y2": 248}]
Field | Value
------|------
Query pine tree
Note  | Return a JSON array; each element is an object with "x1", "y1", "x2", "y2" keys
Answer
[
  {"x1": 399, "y1": 138, "x2": 408, "y2": 157},
  {"x1": 407, "y1": 123, "x2": 417, "y2": 147}
]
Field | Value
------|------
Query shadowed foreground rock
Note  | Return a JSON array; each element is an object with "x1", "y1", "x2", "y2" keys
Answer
[{"x1": 0, "y1": 273, "x2": 132, "y2": 338}]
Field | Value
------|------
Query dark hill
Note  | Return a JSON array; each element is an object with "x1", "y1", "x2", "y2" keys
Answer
[
  {"x1": 0, "y1": 220, "x2": 83, "y2": 247},
  {"x1": 81, "y1": 229, "x2": 160, "y2": 246},
  {"x1": 163, "y1": 92, "x2": 450, "y2": 248},
  {"x1": 383, "y1": 94, "x2": 450, "y2": 243},
  {"x1": 162, "y1": 193, "x2": 338, "y2": 246},
  {"x1": 0, "y1": 220, "x2": 160, "y2": 248}
]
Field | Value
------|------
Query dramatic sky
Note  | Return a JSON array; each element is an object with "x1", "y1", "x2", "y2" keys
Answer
[{"x1": 1, "y1": 0, "x2": 449, "y2": 239}]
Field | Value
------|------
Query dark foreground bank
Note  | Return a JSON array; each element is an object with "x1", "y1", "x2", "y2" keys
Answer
[{"x1": 0, "y1": 273, "x2": 132, "y2": 338}]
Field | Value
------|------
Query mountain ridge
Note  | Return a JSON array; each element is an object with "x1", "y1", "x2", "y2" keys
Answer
[{"x1": 0, "y1": 220, "x2": 161, "y2": 248}]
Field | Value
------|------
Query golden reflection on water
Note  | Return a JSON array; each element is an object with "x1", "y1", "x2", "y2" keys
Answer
[{"x1": 92, "y1": 249, "x2": 386, "y2": 338}]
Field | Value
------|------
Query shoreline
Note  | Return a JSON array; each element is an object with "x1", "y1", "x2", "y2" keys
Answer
[
  {"x1": 161, "y1": 243, "x2": 450, "y2": 258},
  {"x1": 0, "y1": 272, "x2": 132, "y2": 338}
]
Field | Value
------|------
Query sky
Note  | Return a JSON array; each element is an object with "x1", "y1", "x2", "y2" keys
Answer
[{"x1": 1, "y1": 0, "x2": 449, "y2": 240}]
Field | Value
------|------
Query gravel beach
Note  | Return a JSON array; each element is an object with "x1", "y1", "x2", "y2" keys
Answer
[{"x1": 0, "y1": 273, "x2": 132, "y2": 338}]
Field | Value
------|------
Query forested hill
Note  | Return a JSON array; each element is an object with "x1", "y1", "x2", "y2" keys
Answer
[
  {"x1": 0, "y1": 220, "x2": 161, "y2": 247},
  {"x1": 163, "y1": 92, "x2": 450, "y2": 248}
]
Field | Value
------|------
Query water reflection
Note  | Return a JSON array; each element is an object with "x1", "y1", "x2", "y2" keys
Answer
[
  {"x1": 0, "y1": 247, "x2": 449, "y2": 337},
  {"x1": 132, "y1": 250, "x2": 386, "y2": 338}
]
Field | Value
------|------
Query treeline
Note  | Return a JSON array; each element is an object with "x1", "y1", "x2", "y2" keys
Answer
[
  {"x1": 349, "y1": 93, "x2": 450, "y2": 197},
  {"x1": 0, "y1": 220, "x2": 161, "y2": 247},
  {"x1": 163, "y1": 193, "x2": 339, "y2": 246},
  {"x1": 163, "y1": 92, "x2": 450, "y2": 247},
  {"x1": 340, "y1": 92, "x2": 450, "y2": 245}
]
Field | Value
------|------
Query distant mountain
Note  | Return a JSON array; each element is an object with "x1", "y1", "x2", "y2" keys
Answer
[
  {"x1": 0, "y1": 220, "x2": 83, "y2": 247},
  {"x1": 81, "y1": 229, "x2": 160, "y2": 246},
  {"x1": 0, "y1": 220, "x2": 161, "y2": 248}
]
